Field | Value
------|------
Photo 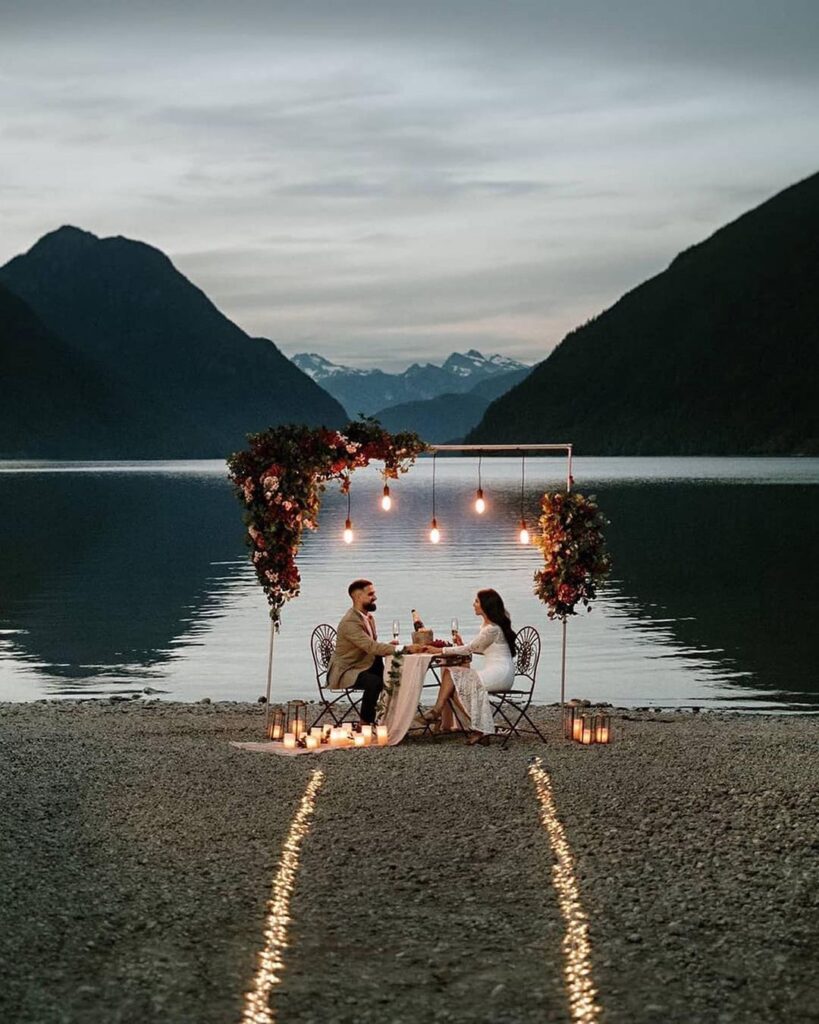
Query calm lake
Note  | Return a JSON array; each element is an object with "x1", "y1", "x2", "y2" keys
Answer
[{"x1": 1, "y1": 457, "x2": 817, "y2": 711}]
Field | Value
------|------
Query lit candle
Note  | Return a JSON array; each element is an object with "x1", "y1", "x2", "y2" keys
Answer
[
  {"x1": 594, "y1": 715, "x2": 612, "y2": 744},
  {"x1": 354, "y1": 734, "x2": 366, "y2": 747},
  {"x1": 580, "y1": 718, "x2": 594, "y2": 745},
  {"x1": 376, "y1": 725, "x2": 389, "y2": 746},
  {"x1": 330, "y1": 728, "x2": 345, "y2": 747},
  {"x1": 360, "y1": 725, "x2": 373, "y2": 744},
  {"x1": 283, "y1": 733, "x2": 297, "y2": 749},
  {"x1": 305, "y1": 735, "x2": 319, "y2": 750},
  {"x1": 572, "y1": 715, "x2": 583, "y2": 742},
  {"x1": 343, "y1": 722, "x2": 354, "y2": 737}
]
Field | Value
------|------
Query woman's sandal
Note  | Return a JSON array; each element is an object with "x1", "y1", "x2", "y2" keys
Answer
[
  {"x1": 466, "y1": 732, "x2": 490, "y2": 746},
  {"x1": 421, "y1": 707, "x2": 443, "y2": 723}
]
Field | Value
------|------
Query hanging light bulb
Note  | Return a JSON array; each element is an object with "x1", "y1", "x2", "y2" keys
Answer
[
  {"x1": 428, "y1": 453, "x2": 441, "y2": 543},
  {"x1": 474, "y1": 453, "x2": 486, "y2": 513},
  {"x1": 381, "y1": 484, "x2": 392, "y2": 511},
  {"x1": 343, "y1": 485, "x2": 353, "y2": 543},
  {"x1": 518, "y1": 454, "x2": 529, "y2": 544}
]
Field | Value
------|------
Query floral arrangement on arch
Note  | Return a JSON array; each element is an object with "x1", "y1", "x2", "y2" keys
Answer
[
  {"x1": 533, "y1": 491, "x2": 611, "y2": 620},
  {"x1": 227, "y1": 419, "x2": 428, "y2": 627}
]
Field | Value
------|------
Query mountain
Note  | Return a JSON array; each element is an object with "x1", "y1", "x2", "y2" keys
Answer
[
  {"x1": 292, "y1": 348, "x2": 529, "y2": 417},
  {"x1": 469, "y1": 172, "x2": 819, "y2": 454},
  {"x1": 371, "y1": 366, "x2": 532, "y2": 442},
  {"x1": 0, "y1": 227, "x2": 346, "y2": 458},
  {"x1": 0, "y1": 281, "x2": 131, "y2": 458},
  {"x1": 372, "y1": 392, "x2": 491, "y2": 443}
]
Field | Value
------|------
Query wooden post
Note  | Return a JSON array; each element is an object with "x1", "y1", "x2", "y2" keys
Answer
[{"x1": 264, "y1": 621, "x2": 276, "y2": 733}]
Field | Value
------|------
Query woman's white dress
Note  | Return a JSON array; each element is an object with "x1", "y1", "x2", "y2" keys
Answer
[{"x1": 443, "y1": 623, "x2": 514, "y2": 735}]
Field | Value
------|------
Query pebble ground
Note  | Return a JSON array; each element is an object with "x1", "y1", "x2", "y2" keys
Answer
[{"x1": 1, "y1": 701, "x2": 816, "y2": 1024}]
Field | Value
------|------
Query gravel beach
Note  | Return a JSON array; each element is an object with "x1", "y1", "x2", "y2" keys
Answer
[{"x1": 1, "y1": 701, "x2": 817, "y2": 1024}]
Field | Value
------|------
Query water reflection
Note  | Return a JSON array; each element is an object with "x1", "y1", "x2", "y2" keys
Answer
[
  {"x1": 0, "y1": 469, "x2": 242, "y2": 689},
  {"x1": 0, "y1": 458, "x2": 816, "y2": 708},
  {"x1": 598, "y1": 482, "x2": 819, "y2": 703}
]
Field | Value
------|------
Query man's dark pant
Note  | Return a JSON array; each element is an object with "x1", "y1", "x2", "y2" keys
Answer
[{"x1": 354, "y1": 655, "x2": 384, "y2": 724}]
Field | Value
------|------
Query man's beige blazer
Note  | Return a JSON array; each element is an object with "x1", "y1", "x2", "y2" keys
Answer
[{"x1": 327, "y1": 608, "x2": 396, "y2": 690}]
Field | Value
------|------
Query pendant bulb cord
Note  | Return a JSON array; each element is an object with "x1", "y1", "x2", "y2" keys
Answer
[
  {"x1": 520, "y1": 453, "x2": 526, "y2": 520},
  {"x1": 346, "y1": 486, "x2": 351, "y2": 522},
  {"x1": 478, "y1": 452, "x2": 482, "y2": 492}
]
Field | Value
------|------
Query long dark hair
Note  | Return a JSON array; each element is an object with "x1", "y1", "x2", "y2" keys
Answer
[{"x1": 477, "y1": 589, "x2": 517, "y2": 655}]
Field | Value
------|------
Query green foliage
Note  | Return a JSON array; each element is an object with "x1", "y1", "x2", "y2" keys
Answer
[{"x1": 375, "y1": 649, "x2": 405, "y2": 721}]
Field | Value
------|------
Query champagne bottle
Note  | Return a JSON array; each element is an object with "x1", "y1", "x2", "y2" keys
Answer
[{"x1": 411, "y1": 609, "x2": 424, "y2": 631}]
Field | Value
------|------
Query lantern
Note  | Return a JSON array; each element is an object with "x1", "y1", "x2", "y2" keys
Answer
[
  {"x1": 594, "y1": 714, "x2": 612, "y2": 745},
  {"x1": 580, "y1": 714, "x2": 594, "y2": 745},
  {"x1": 266, "y1": 708, "x2": 286, "y2": 741},
  {"x1": 286, "y1": 700, "x2": 307, "y2": 739},
  {"x1": 563, "y1": 704, "x2": 579, "y2": 740}
]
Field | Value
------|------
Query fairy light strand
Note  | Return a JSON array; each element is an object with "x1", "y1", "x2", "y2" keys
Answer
[
  {"x1": 241, "y1": 769, "x2": 325, "y2": 1024},
  {"x1": 528, "y1": 758, "x2": 601, "y2": 1024}
]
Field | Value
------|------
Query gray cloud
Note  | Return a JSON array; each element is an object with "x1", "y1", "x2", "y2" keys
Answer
[{"x1": 0, "y1": 1, "x2": 817, "y2": 370}]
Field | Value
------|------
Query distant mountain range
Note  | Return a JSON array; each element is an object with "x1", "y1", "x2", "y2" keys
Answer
[
  {"x1": 293, "y1": 350, "x2": 528, "y2": 412},
  {"x1": 0, "y1": 227, "x2": 345, "y2": 458},
  {"x1": 292, "y1": 349, "x2": 530, "y2": 440},
  {"x1": 469, "y1": 171, "x2": 819, "y2": 454}
]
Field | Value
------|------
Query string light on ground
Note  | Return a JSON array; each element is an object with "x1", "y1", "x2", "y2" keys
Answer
[
  {"x1": 528, "y1": 758, "x2": 601, "y2": 1024},
  {"x1": 241, "y1": 769, "x2": 325, "y2": 1024}
]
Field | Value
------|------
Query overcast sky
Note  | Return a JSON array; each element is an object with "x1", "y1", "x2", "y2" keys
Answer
[{"x1": 1, "y1": 1, "x2": 817, "y2": 370}]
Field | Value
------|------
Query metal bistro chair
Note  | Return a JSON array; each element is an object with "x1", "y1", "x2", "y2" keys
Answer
[
  {"x1": 490, "y1": 625, "x2": 547, "y2": 747},
  {"x1": 309, "y1": 624, "x2": 363, "y2": 727}
]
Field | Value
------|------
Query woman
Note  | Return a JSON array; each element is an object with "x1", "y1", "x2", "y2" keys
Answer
[{"x1": 422, "y1": 588, "x2": 516, "y2": 745}]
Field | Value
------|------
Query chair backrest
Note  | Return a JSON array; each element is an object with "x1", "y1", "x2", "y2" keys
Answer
[
  {"x1": 513, "y1": 626, "x2": 540, "y2": 691},
  {"x1": 310, "y1": 623, "x2": 337, "y2": 692}
]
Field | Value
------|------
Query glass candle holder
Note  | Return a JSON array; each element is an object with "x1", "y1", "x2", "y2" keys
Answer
[
  {"x1": 266, "y1": 708, "x2": 286, "y2": 742},
  {"x1": 580, "y1": 715, "x2": 594, "y2": 745},
  {"x1": 594, "y1": 714, "x2": 612, "y2": 745},
  {"x1": 563, "y1": 705, "x2": 578, "y2": 740}
]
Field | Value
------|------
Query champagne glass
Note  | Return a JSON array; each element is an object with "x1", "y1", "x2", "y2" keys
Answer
[
  {"x1": 392, "y1": 619, "x2": 400, "y2": 641},
  {"x1": 451, "y1": 618, "x2": 459, "y2": 641}
]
